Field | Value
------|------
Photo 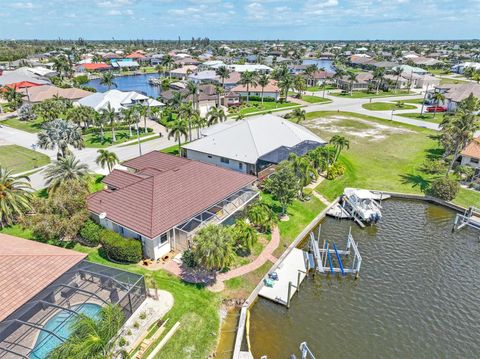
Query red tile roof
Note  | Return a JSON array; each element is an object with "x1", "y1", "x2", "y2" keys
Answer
[
  {"x1": 78, "y1": 63, "x2": 111, "y2": 70},
  {"x1": 126, "y1": 52, "x2": 146, "y2": 59},
  {"x1": 102, "y1": 169, "x2": 144, "y2": 189},
  {"x1": 88, "y1": 151, "x2": 256, "y2": 239},
  {"x1": 231, "y1": 80, "x2": 280, "y2": 94},
  {"x1": 0, "y1": 234, "x2": 86, "y2": 321},
  {"x1": 461, "y1": 136, "x2": 480, "y2": 159}
]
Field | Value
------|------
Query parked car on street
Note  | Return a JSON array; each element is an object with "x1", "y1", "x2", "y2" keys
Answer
[{"x1": 426, "y1": 106, "x2": 447, "y2": 112}]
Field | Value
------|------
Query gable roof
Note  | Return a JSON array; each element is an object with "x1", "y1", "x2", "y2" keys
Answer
[
  {"x1": 87, "y1": 152, "x2": 256, "y2": 239},
  {"x1": 461, "y1": 137, "x2": 480, "y2": 159},
  {"x1": 183, "y1": 114, "x2": 326, "y2": 164},
  {"x1": 0, "y1": 234, "x2": 86, "y2": 321},
  {"x1": 77, "y1": 89, "x2": 163, "y2": 112}
]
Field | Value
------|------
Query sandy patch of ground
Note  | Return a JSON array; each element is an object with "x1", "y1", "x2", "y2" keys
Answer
[{"x1": 305, "y1": 115, "x2": 413, "y2": 141}]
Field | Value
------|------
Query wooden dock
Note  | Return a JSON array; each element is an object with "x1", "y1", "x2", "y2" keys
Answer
[{"x1": 258, "y1": 248, "x2": 307, "y2": 307}]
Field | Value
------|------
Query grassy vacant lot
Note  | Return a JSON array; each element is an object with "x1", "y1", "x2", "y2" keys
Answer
[
  {"x1": 2, "y1": 117, "x2": 44, "y2": 133},
  {"x1": 303, "y1": 111, "x2": 480, "y2": 208},
  {"x1": 331, "y1": 90, "x2": 413, "y2": 99},
  {"x1": 0, "y1": 145, "x2": 50, "y2": 173},
  {"x1": 237, "y1": 101, "x2": 299, "y2": 116},
  {"x1": 83, "y1": 129, "x2": 153, "y2": 148},
  {"x1": 362, "y1": 102, "x2": 417, "y2": 111},
  {"x1": 397, "y1": 112, "x2": 445, "y2": 124}
]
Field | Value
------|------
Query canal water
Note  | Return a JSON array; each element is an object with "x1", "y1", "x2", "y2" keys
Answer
[
  {"x1": 302, "y1": 59, "x2": 335, "y2": 72},
  {"x1": 87, "y1": 73, "x2": 163, "y2": 98},
  {"x1": 250, "y1": 199, "x2": 480, "y2": 358}
]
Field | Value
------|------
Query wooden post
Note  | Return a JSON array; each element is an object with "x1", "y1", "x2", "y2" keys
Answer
[{"x1": 287, "y1": 281, "x2": 292, "y2": 309}]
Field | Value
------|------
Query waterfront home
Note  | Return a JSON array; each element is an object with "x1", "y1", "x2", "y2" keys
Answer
[
  {"x1": 87, "y1": 151, "x2": 258, "y2": 259},
  {"x1": 77, "y1": 89, "x2": 164, "y2": 112},
  {"x1": 169, "y1": 65, "x2": 198, "y2": 80},
  {"x1": 183, "y1": 114, "x2": 326, "y2": 175},
  {"x1": 223, "y1": 71, "x2": 242, "y2": 89},
  {"x1": 161, "y1": 84, "x2": 222, "y2": 111},
  {"x1": 75, "y1": 62, "x2": 111, "y2": 73},
  {"x1": 303, "y1": 70, "x2": 334, "y2": 87},
  {"x1": 111, "y1": 59, "x2": 140, "y2": 70},
  {"x1": 187, "y1": 70, "x2": 219, "y2": 84},
  {"x1": 459, "y1": 137, "x2": 480, "y2": 175},
  {"x1": 225, "y1": 64, "x2": 272, "y2": 73},
  {"x1": 230, "y1": 80, "x2": 281, "y2": 101},
  {"x1": 0, "y1": 234, "x2": 146, "y2": 358},
  {"x1": 393, "y1": 65, "x2": 429, "y2": 76},
  {"x1": 451, "y1": 62, "x2": 480, "y2": 74},
  {"x1": 20, "y1": 84, "x2": 92, "y2": 103},
  {"x1": 0, "y1": 68, "x2": 51, "y2": 88}
]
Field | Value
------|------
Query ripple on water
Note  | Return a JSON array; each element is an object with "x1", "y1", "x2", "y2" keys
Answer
[{"x1": 250, "y1": 199, "x2": 480, "y2": 359}]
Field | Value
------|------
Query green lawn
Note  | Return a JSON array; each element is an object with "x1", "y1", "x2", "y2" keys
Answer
[
  {"x1": 439, "y1": 76, "x2": 470, "y2": 85},
  {"x1": 397, "y1": 112, "x2": 446, "y2": 124},
  {"x1": 237, "y1": 101, "x2": 300, "y2": 116},
  {"x1": 301, "y1": 95, "x2": 331, "y2": 104},
  {"x1": 74, "y1": 245, "x2": 220, "y2": 359},
  {"x1": 118, "y1": 134, "x2": 160, "y2": 147},
  {"x1": 362, "y1": 102, "x2": 417, "y2": 111},
  {"x1": 303, "y1": 111, "x2": 480, "y2": 208},
  {"x1": 307, "y1": 85, "x2": 336, "y2": 92},
  {"x1": 395, "y1": 98, "x2": 425, "y2": 105},
  {"x1": 2, "y1": 117, "x2": 45, "y2": 133},
  {"x1": 83, "y1": 129, "x2": 153, "y2": 148},
  {"x1": 0, "y1": 145, "x2": 50, "y2": 173},
  {"x1": 160, "y1": 144, "x2": 181, "y2": 156},
  {"x1": 331, "y1": 90, "x2": 413, "y2": 99}
]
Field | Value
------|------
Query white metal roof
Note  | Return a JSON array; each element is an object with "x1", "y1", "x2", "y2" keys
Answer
[
  {"x1": 77, "y1": 89, "x2": 163, "y2": 112},
  {"x1": 183, "y1": 114, "x2": 326, "y2": 164}
]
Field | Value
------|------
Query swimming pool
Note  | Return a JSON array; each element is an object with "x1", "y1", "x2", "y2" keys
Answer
[{"x1": 29, "y1": 303, "x2": 101, "y2": 359}]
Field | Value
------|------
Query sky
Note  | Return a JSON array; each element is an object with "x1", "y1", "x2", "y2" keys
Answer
[{"x1": 0, "y1": 0, "x2": 479, "y2": 40}]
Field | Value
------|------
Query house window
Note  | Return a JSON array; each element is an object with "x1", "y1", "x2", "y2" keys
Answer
[
  {"x1": 221, "y1": 157, "x2": 230, "y2": 164},
  {"x1": 208, "y1": 155, "x2": 212, "y2": 158},
  {"x1": 239, "y1": 162, "x2": 243, "y2": 170},
  {"x1": 470, "y1": 158, "x2": 479, "y2": 164},
  {"x1": 157, "y1": 233, "x2": 168, "y2": 246}
]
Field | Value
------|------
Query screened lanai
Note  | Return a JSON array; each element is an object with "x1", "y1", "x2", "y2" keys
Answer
[{"x1": 0, "y1": 261, "x2": 146, "y2": 359}]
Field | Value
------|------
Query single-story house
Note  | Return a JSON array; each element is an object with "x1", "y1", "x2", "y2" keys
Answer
[
  {"x1": 0, "y1": 234, "x2": 146, "y2": 358},
  {"x1": 223, "y1": 71, "x2": 242, "y2": 89},
  {"x1": 451, "y1": 62, "x2": 480, "y2": 74},
  {"x1": 393, "y1": 65, "x2": 429, "y2": 76},
  {"x1": 225, "y1": 64, "x2": 272, "y2": 73},
  {"x1": 231, "y1": 80, "x2": 280, "y2": 101},
  {"x1": 75, "y1": 63, "x2": 111, "y2": 72},
  {"x1": 0, "y1": 69, "x2": 50, "y2": 88},
  {"x1": 187, "y1": 70, "x2": 219, "y2": 84},
  {"x1": 169, "y1": 65, "x2": 198, "y2": 80},
  {"x1": 183, "y1": 114, "x2": 326, "y2": 175},
  {"x1": 161, "y1": 84, "x2": 222, "y2": 110},
  {"x1": 111, "y1": 59, "x2": 140, "y2": 70},
  {"x1": 77, "y1": 89, "x2": 163, "y2": 112},
  {"x1": 20, "y1": 85, "x2": 92, "y2": 103},
  {"x1": 430, "y1": 83, "x2": 480, "y2": 111},
  {"x1": 87, "y1": 151, "x2": 258, "y2": 259},
  {"x1": 460, "y1": 137, "x2": 480, "y2": 174},
  {"x1": 337, "y1": 73, "x2": 373, "y2": 91},
  {"x1": 303, "y1": 70, "x2": 335, "y2": 87},
  {"x1": 288, "y1": 64, "x2": 309, "y2": 75}
]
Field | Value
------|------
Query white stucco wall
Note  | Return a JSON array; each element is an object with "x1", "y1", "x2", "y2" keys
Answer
[
  {"x1": 185, "y1": 149, "x2": 249, "y2": 173},
  {"x1": 461, "y1": 155, "x2": 480, "y2": 170}
]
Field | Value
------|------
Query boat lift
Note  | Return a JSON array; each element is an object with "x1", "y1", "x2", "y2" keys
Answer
[
  {"x1": 260, "y1": 341, "x2": 316, "y2": 359},
  {"x1": 453, "y1": 206, "x2": 480, "y2": 232},
  {"x1": 309, "y1": 226, "x2": 362, "y2": 278}
]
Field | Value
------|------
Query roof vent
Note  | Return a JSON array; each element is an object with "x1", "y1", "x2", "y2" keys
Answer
[{"x1": 99, "y1": 212, "x2": 107, "y2": 220}]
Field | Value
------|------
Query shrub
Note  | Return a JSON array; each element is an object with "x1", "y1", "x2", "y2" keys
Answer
[
  {"x1": 428, "y1": 177, "x2": 460, "y2": 201},
  {"x1": 118, "y1": 337, "x2": 128, "y2": 347},
  {"x1": 79, "y1": 219, "x2": 102, "y2": 246},
  {"x1": 326, "y1": 162, "x2": 346, "y2": 180},
  {"x1": 420, "y1": 159, "x2": 446, "y2": 175},
  {"x1": 240, "y1": 95, "x2": 276, "y2": 102},
  {"x1": 182, "y1": 249, "x2": 197, "y2": 268},
  {"x1": 101, "y1": 230, "x2": 143, "y2": 263}
]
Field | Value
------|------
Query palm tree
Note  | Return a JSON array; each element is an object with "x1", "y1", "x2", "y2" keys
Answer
[
  {"x1": 192, "y1": 115, "x2": 207, "y2": 138},
  {"x1": 0, "y1": 167, "x2": 32, "y2": 228},
  {"x1": 168, "y1": 91, "x2": 184, "y2": 111},
  {"x1": 346, "y1": 70, "x2": 357, "y2": 96},
  {"x1": 235, "y1": 112, "x2": 246, "y2": 121},
  {"x1": 279, "y1": 74, "x2": 294, "y2": 102},
  {"x1": 44, "y1": 155, "x2": 89, "y2": 192},
  {"x1": 231, "y1": 219, "x2": 257, "y2": 253},
  {"x1": 304, "y1": 64, "x2": 318, "y2": 87},
  {"x1": 161, "y1": 54, "x2": 174, "y2": 77},
  {"x1": 65, "y1": 105, "x2": 96, "y2": 129},
  {"x1": 37, "y1": 119, "x2": 84, "y2": 159},
  {"x1": 215, "y1": 66, "x2": 231, "y2": 88},
  {"x1": 291, "y1": 108, "x2": 306, "y2": 124},
  {"x1": 373, "y1": 68, "x2": 385, "y2": 94},
  {"x1": 48, "y1": 304, "x2": 124, "y2": 359},
  {"x1": 391, "y1": 67, "x2": 403, "y2": 92},
  {"x1": 96, "y1": 149, "x2": 119, "y2": 173},
  {"x1": 206, "y1": 106, "x2": 226, "y2": 126},
  {"x1": 329, "y1": 135, "x2": 350, "y2": 161},
  {"x1": 239, "y1": 71, "x2": 258, "y2": 103},
  {"x1": 168, "y1": 119, "x2": 188, "y2": 152},
  {"x1": 100, "y1": 72, "x2": 117, "y2": 90},
  {"x1": 120, "y1": 107, "x2": 136, "y2": 137},
  {"x1": 101, "y1": 103, "x2": 117, "y2": 143},
  {"x1": 432, "y1": 91, "x2": 446, "y2": 119},
  {"x1": 192, "y1": 224, "x2": 235, "y2": 271},
  {"x1": 247, "y1": 201, "x2": 276, "y2": 232},
  {"x1": 178, "y1": 103, "x2": 199, "y2": 141},
  {"x1": 185, "y1": 81, "x2": 199, "y2": 111},
  {"x1": 1, "y1": 85, "x2": 23, "y2": 109},
  {"x1": 288, "y1": 153, "x2": 317, "y2": 188},
  {"x1": 257, "y1": 73, "x2": 270, "y2": 104}
]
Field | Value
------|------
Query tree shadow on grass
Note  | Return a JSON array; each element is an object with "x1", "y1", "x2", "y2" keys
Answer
[{"x1": 400, "y1": 173, "x2": 431, "y2": 193}]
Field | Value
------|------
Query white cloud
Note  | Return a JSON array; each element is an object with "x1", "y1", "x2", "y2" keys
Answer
[{"x1": 11, "y1": 2, "x2": 37, "y2": 9}]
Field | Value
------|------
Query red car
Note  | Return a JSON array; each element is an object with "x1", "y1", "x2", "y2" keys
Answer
[{"x1": 426, "y1": 106, "x2": 447, "y2": 113}]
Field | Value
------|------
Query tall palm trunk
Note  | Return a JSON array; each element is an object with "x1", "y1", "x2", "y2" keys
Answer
[
  {"x1": 246, "y1": 84, "x2": 250, "y2": 103},
  {"x1": 446, "y1": 144, "x2": 462, "y2": 177},
  {"x1": 111, "y1": 125, "x2": 116, "y2": 142},
  {"x1": 261, "y1": 88, "x2": 264, "y2": 104}
]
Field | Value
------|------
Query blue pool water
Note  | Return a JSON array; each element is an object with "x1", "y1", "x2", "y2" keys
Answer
[
  {"x1": 30, "y1": 303, "x2": 102, "y2": 359},
  {"x1": 87, "y1": 73, "x2": 163, "y2": 98}
]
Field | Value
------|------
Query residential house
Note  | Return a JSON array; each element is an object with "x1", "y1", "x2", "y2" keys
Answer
[
  {"x1": 303, "y1": 70, "x2": 334, "y2": 87},
  {"x1": 77, "y1": 89, "x2": 163, "y2": 112},
  {"x1": 187, "y1": 70, "x2": 219, "y2": 84},
  {"x1": 111, "y1": 59, "x2": 140, "y2": 70},
  {"x1": 337, "y1": 73, "x2": 373, "y2": 91},
  {"x1": 21, "y1": 85, "x2": 92, "y2": 104},
  {"x1": 451, "y1": 62, "x2": 480, "y2": 74},
  {"x1": 87, "y1": 151, "x2": 258, "y2": 259},
  {"x1": 430, "y1": 83, "x2": 480, "y2": 111},
  {"x1": 169, "y1": 65, "x2": 198, "y2": 80},
  {"x1": 183, "y1": 114, "x2": 326, "y2": 176},
  {"x1": 75, "y1": 62, "x2": 111, "y2": 73},
  {"x1": 460, "y1": 137, "x2": 480, "y2": 174},
  {"x1": 230, "y1": 80, "x2": 280, "y2": 101}
]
